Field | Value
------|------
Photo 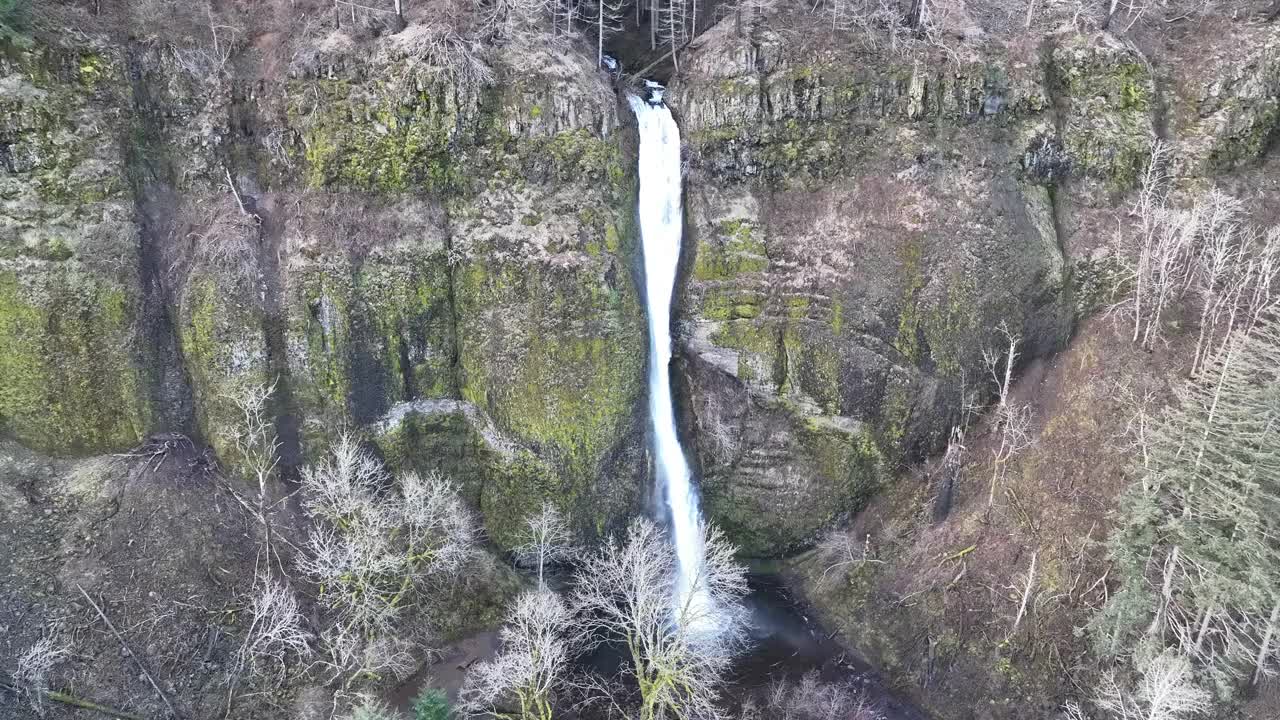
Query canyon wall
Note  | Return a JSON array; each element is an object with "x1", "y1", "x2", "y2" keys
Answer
[{"x1": 2, "y1": 11, "x2": 1277, "y2": 558}]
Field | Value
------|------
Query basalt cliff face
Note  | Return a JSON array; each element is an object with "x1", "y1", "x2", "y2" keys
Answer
[
  {"x1": 3, "y1": 10, "x2": 1278, "y2": 556},
  {"x1": 667, "y1": 18, "x2": 1279, "y2": 556},
  {"x1": 2, "y1": 29, "x2": 646, "y2": 549},
  {"x1": 4, "y1": 4, "x2": 1280, "y2": 720}
]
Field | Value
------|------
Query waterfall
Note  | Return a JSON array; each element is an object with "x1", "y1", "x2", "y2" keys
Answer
[{"x1": 628, "y1": 86, "x2": 709, "y2": 620}]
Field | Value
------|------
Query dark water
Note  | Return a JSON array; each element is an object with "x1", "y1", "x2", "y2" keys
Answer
[
  {"x1": 732, "y1": 575, "x2": 928, "y2": 720},
  {"x1": 392, "y1": 574, "x2": 927, "y2": 719}
]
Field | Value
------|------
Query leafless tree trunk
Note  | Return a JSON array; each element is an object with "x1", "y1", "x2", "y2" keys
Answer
[
  {"x1": 650, "y1": 0, "x2": 657, "y2": 49},
  {"x1": 1253, "y1": 598, "x2": 1280, "y2": 684},
  {"x1": 513, "y1": 502, "x2": 576, "y2": 586},
  {"x1": 1008, "y1": 551, "x2": 1038, "y2": 640},
  {"x1": 984, "y1": 324, "x2": 1033, "y2": 508}
]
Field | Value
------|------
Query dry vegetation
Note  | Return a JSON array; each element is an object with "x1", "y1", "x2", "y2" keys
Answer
[
  {"x1": 796, "y1": 133, "x2": 1280, "y2": 720},
  {"x1": 739, "y1": 671, "x2": 884, "y2": 720}
]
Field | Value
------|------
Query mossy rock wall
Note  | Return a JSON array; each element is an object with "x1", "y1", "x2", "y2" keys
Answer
[
  {"x1": 672, "y1": 31, "x2": 1080, "y2": 555},
  {"x1": 175, "y1": 274, "x2": 270, "y2": 465},
  {"x1": 449, "y1": 150, "x2": 646, "y2": 548},
  {"x1": 1049, "y1": 35, "x2": 1156, "y2": 191},
  {"x1": 282, "y1": 198, "x2": 457, "y2": 453},
  {"x1": 0, "y1": 47, "x2": 152, "y2": 453},
  {"x1": 266, "y1": 49, "x2": 645, "y2": 547}
]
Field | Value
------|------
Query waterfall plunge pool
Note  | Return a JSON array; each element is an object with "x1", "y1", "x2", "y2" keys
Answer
[{"x1": 390, "y1": 573, "x2": 927, "y2": 719}]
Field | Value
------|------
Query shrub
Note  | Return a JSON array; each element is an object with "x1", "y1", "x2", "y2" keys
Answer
[
  {"x1": 348, "y1": 699, "x2": 408, "y2": 720},
  {"x1": 413, "y1": 687, "x2": 451, "y2": 720}
]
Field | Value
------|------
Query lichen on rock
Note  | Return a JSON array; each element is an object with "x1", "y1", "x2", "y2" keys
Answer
[{"x1": 1049, "y1": 34, "x2": 1156, "y2": 192}]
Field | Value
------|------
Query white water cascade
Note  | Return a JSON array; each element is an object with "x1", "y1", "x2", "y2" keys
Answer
[{"x1": 628, "y1": 87, "x2": 710, "y2": 620}]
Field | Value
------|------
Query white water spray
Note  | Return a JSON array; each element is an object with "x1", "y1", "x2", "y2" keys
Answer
[{"x1": 628, "y1": 88, "x2": 709, "y2": 619}]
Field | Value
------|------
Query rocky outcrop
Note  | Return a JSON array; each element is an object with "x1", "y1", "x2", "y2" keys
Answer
[{"x1": 1173, "y1": 22, "x2": 1280, "y2": 173}]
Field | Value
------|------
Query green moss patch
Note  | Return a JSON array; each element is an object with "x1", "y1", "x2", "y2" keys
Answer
[
  {"x1": 704, "y1": 409, "x2": 885, "y2": 556},
  {"x1": 0, "y1": 269, "x2": 149, "y2": 452},
  {"x1": 177, "y1": 275, "x2": 269, "y2": 466},
  {"x1": 1051, "y1": 39, "x2": 1155, "y2": 191}
]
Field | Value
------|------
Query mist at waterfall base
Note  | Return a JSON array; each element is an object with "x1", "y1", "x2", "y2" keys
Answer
[{"x1": 393, "y1": 574, "x2": 923, "y2": 719}]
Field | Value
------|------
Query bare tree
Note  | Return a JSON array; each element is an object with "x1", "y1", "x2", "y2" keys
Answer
[
  {"x1": 298, "y1": 435, "x2": 478, "y2": 673},
  {"x1": 226, "y1": 380, "x2": 281, "y2": 532},
  {"x1": 474, "y1": 0, "x2": 546, "y2": 43},
  {"x1": 235, "y1": 574, "x2": 313, "y2": 683},
  {"x1": 1007, "y1": 551, "x2": 1038, "y2": 640},
  {"x1": 323, "y1": 634, "x2": 418, "y2": 687},
  {"x1": 1095, "y1": 652, "x2": 1211, "y2": 720},
  {"x1": 383, "y1": 21, "x2": 494, "y2": 90},
  {"x1": 753, "y1": 671, "x2": 883, "y2": 720},
  {"x1": 1116, "y1": 140, "x2": 1185, "y2": 349},
  {"x1": 1113, "y1": 141, "x2": 1280, "y2": 365},
  {"x1": 1185, "y1": 194, "x2": 1280, "y2": 374},
  {"x1": 1245, "y1": 595, "x2": 1280, "y2": 685},
  {"x1": 512, "y1": 502, "x2": 576, "y2": 586},
  {"x1": 721, "y1": 0, "x2": 780, "y2": 36},
  {"x1": 698, "y1": 393, "x2": 738, "y2": 464},
  {"x1": 592, "y1": 0, "x2": 625, "y2": 68},
  {"x1": 1062, "y1": 700, "x2": 1091, "y2": 720},
  {"x1": 459, "y1": 589, "x2": 582, "y2": 720},
  {"x1": 816, "y1": 529, "x2": 882, "y2": 587},
  {"x1": 169, "y1": 6, "x2": 241, "y2": 81},
  {"x1": 982, "y1": 324, "x2": 1034, "y2": 508},
  {"x1": 658, "y1": 0, "x2": 691, "y2": 68},
  {"x1": 573, "y1": 518, "x2": 750, "y2": 720},
  {"x1": 189, "y1": 193, "x2": 260, "y2": 285}
]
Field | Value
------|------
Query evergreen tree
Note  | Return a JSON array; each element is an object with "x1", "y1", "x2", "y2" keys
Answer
[{"x1": 1094, "y1": 318, "x2": 1280, "y2": 692}]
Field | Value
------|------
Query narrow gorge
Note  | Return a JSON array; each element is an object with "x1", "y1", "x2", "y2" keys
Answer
[{"x1": 3, "y1": 2, "x2": 1280, "y2": 720}]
